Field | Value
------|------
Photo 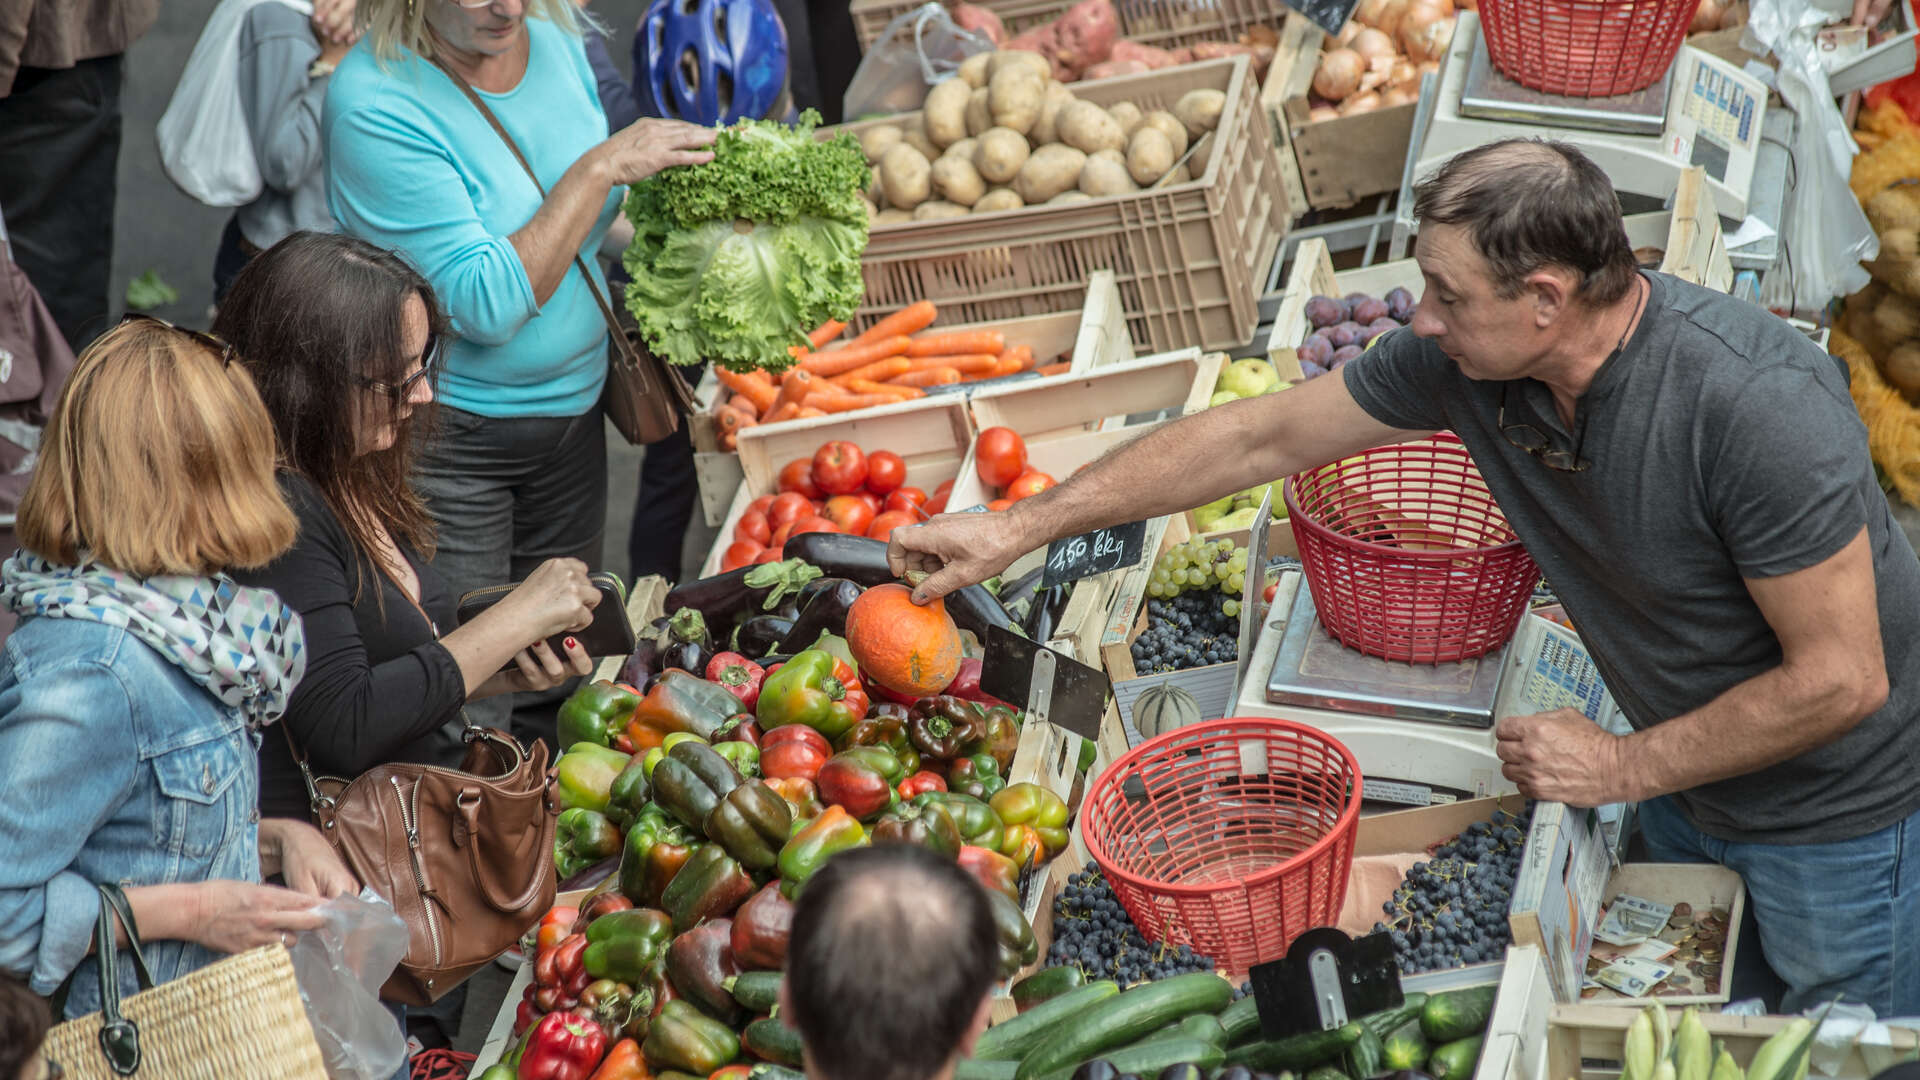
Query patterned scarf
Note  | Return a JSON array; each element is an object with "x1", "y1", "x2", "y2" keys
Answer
[{"x1": 0, "y1": 553, "x2": 307, "y2": 726}]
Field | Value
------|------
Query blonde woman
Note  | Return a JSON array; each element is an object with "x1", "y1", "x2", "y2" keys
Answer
[
  {"x1": 324, "y1": 0, "x2": 714, "y2": 742},
  {"x1": 0, "y1": 317, "x2": 355, "y2": 1019}
]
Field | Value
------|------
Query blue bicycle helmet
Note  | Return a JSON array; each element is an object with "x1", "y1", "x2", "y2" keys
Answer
[{"x1": 635, "y1": 0, "x2": 791, "y2": 126}]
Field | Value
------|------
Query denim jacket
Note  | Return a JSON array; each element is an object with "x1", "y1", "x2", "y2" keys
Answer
[{"x1": 0, "y1": 615, "x2": 261, "y2": 1017}]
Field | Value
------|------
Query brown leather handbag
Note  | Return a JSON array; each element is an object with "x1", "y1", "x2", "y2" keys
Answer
[
  {"x1": 290, "y1": 727, "x2": 558, "y2": 1005},
  {"x1": 432, "y1": 56, "x2": 694, "y2": 446}
]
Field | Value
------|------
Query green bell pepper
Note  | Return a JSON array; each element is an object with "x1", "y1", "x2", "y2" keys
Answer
[
  {"x1": 642, "y1": 729, "x2": 705, "y2": 781},
  {"x1": 756, "y1": 649, "x2": 861, "y2": 742},
  {"x1": 703, "y1": 779, "x2": 795, "y2": 870},
  {"x1": 627, "y1": 669, "x2": 745, "y2": 752},
  {"x1": 617, "y1": 804, "x2": 696, "y2": 908},
  {"x1": 989, "y1": 782, "x2": 1070, "y2": 857},
  {"x1": 659, "y1": 843, "x2": 756, "y2": 932},
  {"x1": 652, "y1": 740, "x2": 743, "y2": 831},
  {"x1": 869, "y1": 799, "x2": 962, "y2": 858},
  {"x1": 837, "y1": 714, "x2": 921, "y2": 777},
  {"x1": 642, "y1": 999, "x2": 740, "y2": 1075},
  {"x1": 554, "y1": 807, "x2": 622, "y2": 880},
  {"x1": 581, "y1": 907, "x2": 673, "y2": 984},
  {"x1": 984, "y1": 887, "x2": 1038, "y2": 978},
  {"x1": 713, "y1": 740, "x2": 760, "y2": 779},
  {"x1": 1078, "y1": 736, "x2": 1098, "y2": 774},
  {"x1": 555, "y1": 743, "x2": 633, "y2": 813},
  {"x1": 777, "y1": 804, "x2": 867, "y2": 899},
  {"x1": 604, "y1": 756, "x2": 651, "y2": 833},
  {"x1": 946, "y1": 752, "x2": 1005, "y2": 801},
  {"x1": 961, "y1": 704, "x2": 1021, "y2": 772},
  {"x1": 912, "y1": 791, "x2": 1004, "y2": 851},
  {"x1": 557, "y1": 680, "x2": 641, "y2": 752}
]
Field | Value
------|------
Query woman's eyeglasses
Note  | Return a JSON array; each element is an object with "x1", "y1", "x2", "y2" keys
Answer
[
  {"x1": 1498, "y1": 382, "x2": 1590, "y2": 473},
  {"x1": 357, "y1": 334, "x2": 440, "y2": 402},
  {"x1": 118, "y1": 312, "x2": 238, "y2": 367}
]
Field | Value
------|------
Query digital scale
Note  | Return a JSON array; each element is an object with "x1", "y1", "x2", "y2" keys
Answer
[
  {"x1": 1418, "y1": 11, "x2": 1771, "y2": 217},
  {"x1": 1232, "y1": 573, "x2": 1633, "y2": 808}
]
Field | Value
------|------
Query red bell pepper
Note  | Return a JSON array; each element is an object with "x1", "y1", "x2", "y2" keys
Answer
[
  {"x1": 514, "y1": 997, "x2": 542, "y2": 1038},
  {"x1": 832, "y1": 657, "x2": 869, "y2": 720},
  {"x1": 957, "y1": 844, "x2": 1022, "y2": 903},
  {"x1": 518, "y1": 1011, "x2": 607, "y2": 1080},
  {"x1": 706, "y1": 652, "x2": 767, "y2": 710},
  {"x1": 730, "y1": 881, "x2": 794, "y2": 970},
  {"x1": 898, "y1": 770, "x2": 947, "y2": 800},
  {"x1": 761, "y1": 724, "x2": 832, "y2": 782},
  {"x1": 533, "y1": 905, "x2": 580, "y2": 954},
  {"x1": 817, "y1": 746, "x2": 903, "y2": 821},
  {"x1": 1000, "y1": 823, "x2": 1046, "y2": 871},
  {"x1": 585, "y1": 1038, "x2": 647, "y2": 1080},
  {"x1": 763, "y1": 776, "x2": 825, "y2": 823}
]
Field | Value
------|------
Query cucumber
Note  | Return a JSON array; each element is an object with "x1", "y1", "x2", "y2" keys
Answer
[
  {"x1": 727, "y1": 970, "x2": 783, "y2": 1013},
  {"x1": 975, "y1": 982, "x2": 1122, "y2": 1061},
  {"x1": 956, "y1": 1060, "x2": 1021, "y2": 1080},
  {"x1": 1420, "y1": 987, "x2": 1497, "y2": 1043},
  {"x1": 1428, "y1": 1035, "x2": 1484, "y2": 1080},
  {"x1": 1016, "y1": 974, "x2": 1235, "y2": 1080},
  {"x1": 1218, "y1": 996, "x2": 1262, "y2": 1045},
  {"x1": 1012, "y1": 966, "x2": 1086, "y2": 1011},
  {"x1": 1137, "y1": 1013, "x2": 1229, "y2": 1050},
  {"x1": 1306, "y1": 1065, "x2": 1352, "y2": 1080},
  {"x1": 1381, "y1": 1019, "x2": 1429, "y2": 1071},
  {"x1": 742, "y1": 1016, "x2": 805, "y2": 1067},
  {"x1": 1034, "y1": 1037, "x2": 1226, "y2": 1080},
  {"x1": 1344, "y1": 1027, "x2": 1384, "y2": 1080},
  {"x1": 1359, "y1": 993, "x2": 1428, "y2": 1042},
  {"x1": 1225, "y1": 1022, "x2": 1364, "y2": 1072}
]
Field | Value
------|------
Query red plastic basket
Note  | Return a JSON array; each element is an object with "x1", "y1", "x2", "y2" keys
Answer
[
  {"x1": 1081, "y1": 717, "x2": 1363, "y2": 975},
  {"x1": 1284, "y1": 435, "x2": 1539, "y2": 664},
  {"x1": 1476, "y1": 0, "x2": 1696, "y2": 97}
]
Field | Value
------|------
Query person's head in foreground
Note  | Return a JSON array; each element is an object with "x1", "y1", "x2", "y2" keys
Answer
[
  {"x1": 784, "y1": 845, "x2": 1001, "y2": 1080},
  {"x1": 0, "y1": 973, "x2": 53, "y2": 1080}
]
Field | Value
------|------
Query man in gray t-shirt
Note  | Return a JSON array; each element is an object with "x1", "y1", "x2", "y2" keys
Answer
[{"x1": 888, "y1": 140, "x2": 1920, "y2": 1015}]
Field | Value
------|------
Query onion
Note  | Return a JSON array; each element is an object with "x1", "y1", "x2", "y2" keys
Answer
[
  {"x1": 1339, "y1": 91, "x2": 1383, "y2": 115},
  {"x1": 1355, "y1": 0, "x2": 1396, "y2": 27},
  {"x1": 1313, "y1": 48, "x2": 1366, "y2": 101},
  {"x1": 1325, "y1": 20, "x2": 1362, "y2": 49},
  {"x1": 1373, "y1": 0, "x2": 1411, "y2": 38},
  {"x1": 1382, "y1": 85, "x2": 1417, "y2": 107},
  {"x1": 1309, "y1": 105, "x2": 1342, "y2": 122},
  {"x1": 1351, "y1": 27, "x2": 1398, "y2": 63},
  {"x1": 1400, "y1": 6, "x2": 1454, "y2": 62},
  {"x1": 1719, "y1": 0, "x2": 1747, "y2": 28},
  {"x1": 1418, "y1": 58, "x2": 1441, "y2": 74},
  {"x1": 1390, "y1": 57, "x2": 1420, "y2": 87},
  {"x1": 1690, "y1": 0, "x2": 1724, "y2": 32}
]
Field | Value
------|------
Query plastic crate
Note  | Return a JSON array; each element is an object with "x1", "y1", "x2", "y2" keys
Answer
[
  {"x1": 835, "y1": 57, "x2": 1287, "y2": 355},
  {"x1": 852, "y1": 0, "x2": 1293, "y2": 53}
]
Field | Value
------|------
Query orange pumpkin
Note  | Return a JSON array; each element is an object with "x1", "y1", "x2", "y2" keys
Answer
[{"x1": 845, "y1": 583, "x2": 963, "y2": 697}]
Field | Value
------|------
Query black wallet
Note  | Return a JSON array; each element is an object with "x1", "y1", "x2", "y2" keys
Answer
[{"x1": 455, "y1": 570, "x2": 636, "y2": 663}]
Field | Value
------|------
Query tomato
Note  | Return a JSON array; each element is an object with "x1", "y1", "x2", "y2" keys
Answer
[
  {"x1": 867, "y1": 510, "x2": 919, "y2": 540},
  {"x1": 823, "y1": 495, "x2": 876, "y2": 537},
  {"x1": 811, "y1": 441, "x2": 868, "y2": 495},
  {"x1": 1264, "y1": 579, "x2": 1279, "y2": 603},
  {"x1": 987, "y1": 498, "x2": 1014, "y2": 512},
  {"x1": 924, "y1": 491, "x2": 950, "y2": 516},
  {"x1": 975, "y1": 427, "x2": 1028, "y2": 489},
  {"x1": 778, "y1": 458, "x2": 822, "y2": 500},
  {"x1": 721, "y1": 540, "x2": 763, "y2": 572},
  {"x1": 790, "y1": 516, "x2": 840, "y2": 537},
  {"x1": 884, "y1": 487, "x2": 928, "y2": 515},
  {"x1": 768, "y1": 492, "x2": 813, "y2": 527},
  {"x1": 733, "y1": 509, "x2": 772, "y2": 546},
  {"x1": 933, "y1": 478, "x2": 954, "y2": 497},
  {"x1": 1005, "y1": 470, "x2": 1056, "y2": 502},
  {"x1": 748, "y1": 494, "x2": 776, "y2": 516},
  {"x1": 865, "y1": 450, "x2": 906, "y2": 495},
  {"x1": 754, "y1": 547, "x2": 784, "y2": 564}
]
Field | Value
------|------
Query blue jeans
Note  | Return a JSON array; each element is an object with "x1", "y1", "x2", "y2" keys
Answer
[
  {"x1": 384, "y1": 1000, "x2": 411, "y2": 1080},
  {"x1": 1638, "y1": 795, "x2": 1920, "y2": 1015}
]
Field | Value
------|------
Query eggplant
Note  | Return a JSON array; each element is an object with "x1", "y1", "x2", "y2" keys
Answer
[
  {"x1": 945, "y1": 580, "x2": 1018, "y2": 640},
  {"x1": 735, "y1": 614, "x2": 797, "y2": 658},
  {"x1": 781, "y1": 532, "x2": 1017, "y2": 640},
  {"x1": 999, "y1": 565, "x2": 1047, "y2": 623},
  {"x1": 1024, "y1": 581, "x2": 1075, "y2": 642},
  {"x1": 659, "y1": 607, "x2": 714, "y2": 676},
  {"x1": 776, "y1": 579, "x2": 864, "y2": 654},
  {"x1": 618, "y1": 628, "x2": 665, "y2": 689},
  {"x1": 663, "y1": 558, "x2": 822, "y2": 638}
]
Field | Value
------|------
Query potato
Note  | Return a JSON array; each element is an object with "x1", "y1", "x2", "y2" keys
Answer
[
  {"x1": 931, "y1": 155, "x2": 987, "y2": 206},
  {"x1": 879, "y1": 143, "x2": 932, "y2": 210},
  {"x1": 914, "y1": 200, "x2": 972, "y2": 220},
  {"x1": 1048, "y1": 190, "x2": 1095, "y2": 205},
  {"x1": 1031, "y1": 82, "x2": 1077, "y2": 145},
  {"x1": 1014, "y1": 144, "x2": 1088, "y2": 203},
  {"x1": 1091, "y1": 148, "x2": 1126, "y2": 170},
  {"x1": 974, "y1": 127, "x2": 1031, "y2": 184},
  {"x1": 1140, "y1": 110, "x2": 1189, "y2": 157},
  {"x1": 959, "y1": 51, "x2": 993, "y2": 89},
  {"x1": 1079, "y1": 155, "x2": 1137, "y2": 196},
  {"x1": 901, "y1": 116, "x2": 941, "y2": 162},
  {"x1": 988, "y1": 67, "x2": 1046, "y2": 134},
  {"x1": 869, "y1": 165, "x2": 886, "y2": 209},
  {"x1": 966, "y1": 87, "x2": 993, "y2": 136},
  {"x1": 1109, "y1": 101, "x2": 1144, "y2": 138},
  {"x1": 1058, "y1": 100, "x2": 1126, "y2": 155},
  {"x1": 1126, "y1": 127, "x2": 1174, "y2": 185},
  {"x1": 861, "y1": 125, "x2": 903, "y2": 164},
  {"x1": 862, "y1": 198, "x2": 878, "y2": 222},
  {"x1": 943, "y1": 136, "x2": 979, "y2": 161},
  {"x1": 1173, "y1": 89, "x2": 1226, "y2": 138},
  {"x1": 976, "y1": 187, "x2": 1025, "y2": 212},
  {"x1": 875, "y1": 208, "x2": 915, "y2": 225},
  {"x1": 1168, "y1": 163, "x2": 1192, "y2": 184},
  {"x1": 923, "y1": 78, "x2": 973, "y2": 148},
  {"x1": 1188, "y1": 132, "x2": 1215, "y2": 176},
  {"x1": 989, "y1": 49, "x2": 1054, "y2": 82}
]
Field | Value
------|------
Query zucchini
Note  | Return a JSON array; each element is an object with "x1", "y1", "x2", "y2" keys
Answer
[
  {"x1": 727, "y1": 970, "x2": 783, "y2": 1013},
  {"x1": 956, "y1": 1060, "x2": 1021, "y2": 1080},
  {"x1": 1420, "y1": 987, "x2": 1496, "y2": 1044},
  {"x1": 741, "y1": 1016, "x2": 805, "y2": 1067},
  {"x1": 1218, "y1": 996, "x2": 1262, "y2": 1045},
  {"x1": 1016, "y1": 974, "x2": 1235, "y2": 1080},
  {"x1": 1035, "y1": 1037, "x2": 1226, "y2": 1080},
  {"x1": 1306, "y1": 1065, "x2": 1352, "y2": 1080},
  {"x1": 1225, "y1": 1022, "x2": 1364, "y2": 1072},
  {"x1": 1344, "y1": 1027, "x2": 1384, "y2": 1080},
  {"x1": 1428, "y1": 1035, "x2": 1484, "y2": 1080},
  {"x1": 1380, "y1": 1019, "x2": 1429, "y2": 1071},
  {"x1": 1012, "y1": 966, "x2": 1086, "y2": 1011},
  {"x1": 975, "y1": 982, "x2": 1122, "y2": 1061},
  {"x1": 1359, "y1": 993, "x2": 1428, "y2": 1042}
]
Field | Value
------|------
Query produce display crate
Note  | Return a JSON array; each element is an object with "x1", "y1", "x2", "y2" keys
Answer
[
  {"x1": 834, "y1": 58, "x2": 1288, "y2": 356},
  {"x1": 469, "y1": 887, "x2": 594, "y2": 1078},
  {"x1": 1507, "y1": 1006, "x2": 1920, "y2": 1080},
  {"x1": 1260, "y1": 14, "x2": 1420, "y2": 213},
  {"x1": 851, "y1": 0, "x2": 1294, "y2": 54},
  {"x1": 1264, "y1": 167, "x2": 1733, "y2": 375},
  {"x1": 588, "y1": 575, "x2": 670, "y2": 682}
]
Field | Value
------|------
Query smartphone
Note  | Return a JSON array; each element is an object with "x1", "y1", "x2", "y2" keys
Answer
[{"x1": 455, "y1": 570, "x2": 636, "y2": 668}]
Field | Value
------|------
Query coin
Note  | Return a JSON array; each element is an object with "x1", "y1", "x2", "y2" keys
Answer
[
  {"x1": 1700, "y1": 945, "x2": 1723, "y2": 962},
  {"x1": 1702, "y1": 961, "x2": 1723, "y2": 980},
  {"x1": 1670, "y1": 902, "x2": 1694, "y2": 929},
  {"x1": 1582, "y1": 985, "x2": 1604, "y2": 999}
]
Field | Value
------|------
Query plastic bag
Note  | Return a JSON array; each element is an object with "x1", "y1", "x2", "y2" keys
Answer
[
  {"x1": 843, "y1": 3, "x2": 995, "y2": 121},
  {"x1": 1745, "y1": 0, "x2": 1878, "y2": 309},
  {"x1": 156, "y1": 0, "x2": 313, "y2": 207},
  {"x1": 288, "y1": 890, "x2": 410, "y2": 1080}
]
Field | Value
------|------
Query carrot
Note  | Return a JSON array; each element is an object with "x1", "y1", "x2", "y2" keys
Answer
[
  {"x1": 830, "y1": 356, "x2": 913, "y2": 386},
  {"x1": 727, "y1": 393, "x2": 764, "y2": 418},
  {"x1": 796, "y1": 406, "x2": 829, "y2": 418},
  {"x1": 763, "y1": 401, "x2": 802, "y2": 424},
  {"x1": 985, "y1": 350, "x2": 1026, "y2": 377},
  {"x1": 768, "y1": 370, "x2": 815, "y2": 418},
  {"x1": 906, "y1": 330, "x2": 1005, "y2": 358},
  {"x1": 846, "y1": 378, "x2": 922, "y2": 399},
  {"x1": 720, "y1": 430, "x2": 738, "y2": 451},
  {"x1": 808, "y1": 320, "x2": 848, "y2": 349},
  {"x1": 717, "y1": 368, "x2": 778, "y2": 414},
  {"x1": 1037, "y1": 361, "x2": 1071, "y2": 376},
  {"x1": 799, "y1": 336, "x2": 911, "y2": 377},
  {"x1": 716, "y1": 409, "x2": 750, "y2": 439},
  {"x1": 892, "y1": 367, "x2": 963, "y2": 387},
  {"x1": 812, "y1": 393, "x2": 903, "y2": 412},
  {"x1": 998, "y1": 344, "x2": 1035, "y2": 371},
  {"x1": 849, "y1": 301, "x2": 937, "y2": 346},
  {"x1": 912, "y1": 353, "x2": 998, "y2": 375}
]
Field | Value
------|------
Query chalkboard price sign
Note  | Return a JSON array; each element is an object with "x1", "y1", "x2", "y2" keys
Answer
[
  {"x1": 1288, "y1": 0, "x2": 1363, "y2": 37},
  {"x1": 1041, "y1": 518, "x2": 1149, "y2": 589}
]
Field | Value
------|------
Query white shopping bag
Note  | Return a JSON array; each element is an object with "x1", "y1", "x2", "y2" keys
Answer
[{"x1": 156, "y1": 0, "x2": 314, "y2": 207}]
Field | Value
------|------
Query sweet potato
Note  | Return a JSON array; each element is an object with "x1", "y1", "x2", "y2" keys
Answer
[
  {"x1": 1189, "y1": 41, "x2": 1275, "y2": 80},
  {"x1": 1082, "y1": 60, "x2": 1150, "y2": 80},
  {"x1": 1048, "y1": 0, "x2": 1119, "y2": 76},
  {"x1": 950, "y1": 2, "x2": 1007, "y2": 45},
  {"x1": 1110, "y1": 40, "x2": 1180, "y2": 68}
]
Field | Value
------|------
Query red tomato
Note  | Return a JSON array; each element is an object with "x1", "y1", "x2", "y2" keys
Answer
[
  {"x1": 823, "y1": 495, "x2": 876, "y2": 537},
  {"x1": 778, "y1": 458, "x2": 822, "y2": 500},
  {"x1": 733, "y1": 509, "x2": 772, "y2": 546},
  {"x1": 770, "y1": 520, "x2": 797, "y2": 549},
  {"x1": 790, "y1": 516, "x2": 840, "y2": 537},
  {"x1": 720, "y1": 541, "x2": 763, "y2": 572},
  {"x1": 975, "y1": 427, "x2": 1028, "y2": 489},
  {"x1": 768, "y1": 492, "x2": 813, "y2": 527},
  {"x1": 754, "y1": 547, "x2": 784, "y2": 564},
  {"x1": 854, "y1": 491, "x2": 884, "y2": 516},
  {"x1": 867, "y1": 510, "x2": 919, "y2": 540},
  {"x1": 1264, "y1": 579, "x2": 1280, "y2": 603},
  {"x1": 924, "y1": 491, "x2": 950, "y2": 515},
  {"x1": 933, "y1": 478, "x2": 954, "y2": 498},
  {"x1": 748, "y1": 494, "x2": 776, "y2": 516},
  {"x1": 865, "y1": 450, "x2": 906, "y2": 495},
  {"x1": 884, "y1": 487, "x2": 928, "y2": 515},
  {"x1": 1005, "y1": 470, "x2": 1056, "y2": 502},
  {"x1": 987, "y1": 498, "x2": 1014, "y2": 512},
  {"x1": 811, "y1": 441, "x2": 868, "y2": 495}
]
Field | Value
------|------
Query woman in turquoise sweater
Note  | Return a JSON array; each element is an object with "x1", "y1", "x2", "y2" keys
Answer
[{"x1": 323, "y1": 0, "x2": 712, "y2": 742}]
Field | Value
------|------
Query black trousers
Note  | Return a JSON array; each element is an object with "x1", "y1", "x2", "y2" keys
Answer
[
  {"x1": 0, "y1": 56, "x2": 123, "y2": 352},
  {"x1": 627, "y1": 373, "x2": 702, "y2": 584}
]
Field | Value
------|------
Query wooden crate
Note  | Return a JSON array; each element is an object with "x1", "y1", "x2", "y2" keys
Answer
[
  {"x1": 590, "y1": 575, "x2": 670, "y2": 682},
  {"x1": 850, "y1": 0, "x2": 1292, "y2": 53},
  {"x1": 1260, "y1": 14, "x2": 1419, "y2": 213},
  {"x1": 1522, "y1": 1006, "x2": 1920, "y2": 1080}
]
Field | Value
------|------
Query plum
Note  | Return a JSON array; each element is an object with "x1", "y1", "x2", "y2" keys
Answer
[
  {"x1": 1330, "y1": 344, "x2": 1363, "y2": 369},
  {"x1": 1351, "y1": 296, "x2": 1390, "y2": 325},
  {"x1": 1326, "y1": 321, "x2": 1364, "y2": 349},
  {"x1": 1343, "y1": 292, "x2": 1374, "y2": 310},
  {"x1": 1297, "y1": 336, "x2": 1335, "y2": 369},
  {"x1": 1365, "y1": 316, "x2": 1400, "y2": 344},
  {"x1": 1305, "y1": 294, "x2": 1349, "y2": 328},
  {"x1": 1299, "y1": 359, "x2": 1329, "y2": 379},
  {"x1": 1385, "y1": 286, "x2": 1416, "y2": 323}
]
